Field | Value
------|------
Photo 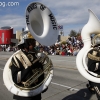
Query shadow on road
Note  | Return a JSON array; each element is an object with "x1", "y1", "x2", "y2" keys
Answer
[{"x1": 62, "y1": 88, "x2": 96, "y2": 100}]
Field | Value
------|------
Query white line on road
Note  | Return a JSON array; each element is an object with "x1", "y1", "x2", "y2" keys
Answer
[
  {"x1": 0, "y1": 67, "x2": 79, "y2": 91},
  {"x1": 51, "y1": 82, "x2": 79, "y2": 91}
]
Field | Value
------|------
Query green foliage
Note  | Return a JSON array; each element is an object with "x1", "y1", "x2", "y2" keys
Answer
[
  {"x1": 76, "y1": 33, "x2": 80, "y2": 36},
  {"x1": 69, "y1": 30, "x2": 77, "y2": 37}
]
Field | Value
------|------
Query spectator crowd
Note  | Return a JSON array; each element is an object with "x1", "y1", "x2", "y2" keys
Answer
[
  {"x1": 0, "y1": 36, "x2": 83, "y2": 56},
  {"x1": 35, "y1": 36, "x2": 83, "y2": 56}
]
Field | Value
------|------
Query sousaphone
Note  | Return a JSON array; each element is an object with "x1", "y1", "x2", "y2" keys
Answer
[
  {"x1": 3, "y1": 2, "x2": 58, "y2": 97},
  {"x1": 76, "y1": 9, "x2": 100, "y2": 83}
]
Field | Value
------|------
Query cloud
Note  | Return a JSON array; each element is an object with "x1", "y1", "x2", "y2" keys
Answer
[
  {"x1": 0, "y1": 0, "x2": 100, "y2": 36},
  {"x1": 51, "y1": 0, "x2": 100, "y2": 35},
  {"x1": 0, "y1": 14, "x2": 26, "y2": 33}
]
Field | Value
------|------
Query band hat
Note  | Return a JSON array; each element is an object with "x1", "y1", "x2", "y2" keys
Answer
[
  {"x1": 18, "y1": 31, "x2": 35, "y2": 45},
  {"x1": 23, "y1": 32, "x2": 34, "y2": 39}
]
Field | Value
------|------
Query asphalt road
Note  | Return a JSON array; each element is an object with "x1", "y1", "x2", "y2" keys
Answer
[{"x1": 0, "y1": 51, "x2": 98, "y2": 100}]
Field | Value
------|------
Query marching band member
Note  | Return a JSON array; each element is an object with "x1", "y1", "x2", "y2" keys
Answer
[
  {"x1": 87, "y1": 42, "x2": 100, "y2": 100},
  {"x1": 10, "y1": 31, "x2": 48, "y2": 100}
]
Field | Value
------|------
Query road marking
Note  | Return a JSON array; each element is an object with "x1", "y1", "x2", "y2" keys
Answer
[
  {"x1": 0, "y1": 67, "x2": 79, "y2": 91},
  {"x1": 51, "y1": 82, "x2": 79, "y2": 91}
]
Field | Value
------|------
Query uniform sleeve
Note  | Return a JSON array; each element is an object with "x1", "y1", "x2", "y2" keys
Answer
[
  {"x1": 88, "y1": 50, "x2": 100, "y2": 72},
  {"x1": 88, "y1": 58, "x2": 98, "y2": 71},
  {"x1": 10, "y1": 57, "x2": 33, "y2": 84},
  {"x1": 88, "y1": 59, "x2": 100, "y2": 72}
]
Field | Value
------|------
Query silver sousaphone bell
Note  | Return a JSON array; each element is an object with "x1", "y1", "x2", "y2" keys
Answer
[{"x1": 26, "y1": 2, "x2": 58, "y2": 46}]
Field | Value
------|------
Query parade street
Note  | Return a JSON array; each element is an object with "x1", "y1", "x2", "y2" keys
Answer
[{"x1": 0, "y1": 51, "x2": 97, "y2": 100}]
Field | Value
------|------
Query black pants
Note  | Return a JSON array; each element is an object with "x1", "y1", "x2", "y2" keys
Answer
[
  {"x1": 89, "y1": 81, "x2": 100, "y2": 100},
  {"x1": 13, "y1": 94, "x2": 41, "y2": 100}
]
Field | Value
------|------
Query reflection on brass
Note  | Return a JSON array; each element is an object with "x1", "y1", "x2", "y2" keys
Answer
[
  {"x1": 92, "y1": 51, "x2": 97, "y2": 56},
  {"x1": 88, "y1": 52, "x2": 100, "y2": 61},
  {"x1": 92, "y1": 34, "x2": 100, "y2": 47},
  {"x1": 14, "y1": 55, "x2": 53, "y2": 90}
]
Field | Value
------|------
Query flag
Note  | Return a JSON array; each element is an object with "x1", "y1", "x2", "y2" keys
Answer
[{"x1": 58, "y1": 25, "x2": 63, "y2": 29}]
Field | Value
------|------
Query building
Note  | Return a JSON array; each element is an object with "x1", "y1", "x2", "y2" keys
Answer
[
  {"x1": 0, "y1": 26, "x2": 13, "y2": 45},
  {"x1": 0, "y1": 26, "x2": 70, "y2": 47},
  {"x1": 61, "y1": 35, "x2": 70, "y2": 42}
]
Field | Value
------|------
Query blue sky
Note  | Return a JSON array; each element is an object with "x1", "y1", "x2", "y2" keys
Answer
[{"x1": 0, "y1": 0, "x2": 100, "y2": 36}]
